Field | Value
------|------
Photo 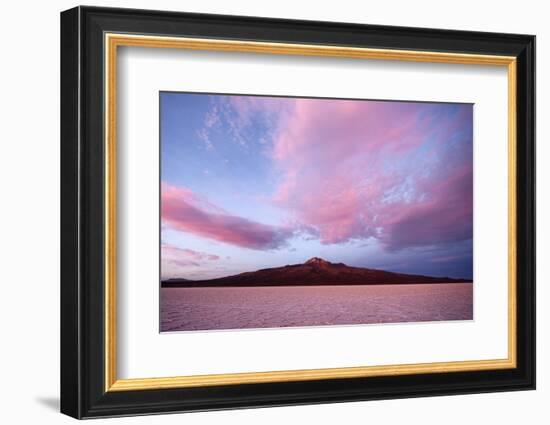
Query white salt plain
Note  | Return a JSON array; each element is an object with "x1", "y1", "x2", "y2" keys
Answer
[{"x1": 161, "y1": 283, "x2": 473, "y2": 332}]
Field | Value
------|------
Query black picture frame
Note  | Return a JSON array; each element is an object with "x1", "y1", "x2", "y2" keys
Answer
[{"x1": 61, "y1": 5, "x2": 535, "y2": 419}]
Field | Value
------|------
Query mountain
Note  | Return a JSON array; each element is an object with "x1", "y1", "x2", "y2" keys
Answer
[{"x1": 161, "y1": 257, "x2": 471, "y2": 287}]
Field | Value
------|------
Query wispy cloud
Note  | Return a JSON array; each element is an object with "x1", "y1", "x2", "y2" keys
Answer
[
  {"x1": 161, "y1": 244, "x2": 221, "y2": 277},
  {"x1": 161, "y1": 182, "x2": 294, "y2": 250},
  {"x1": 195, "y1": 95, "x2": 291, "y2": 149},
  {"x1": 162, "y1": 244, "x2": 220, "y2": 264}
]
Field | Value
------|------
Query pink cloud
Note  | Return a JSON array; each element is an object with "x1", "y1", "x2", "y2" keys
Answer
[
  {"x1": 267, "y1": 99, "x2": 473, "y2": 250},
  {"x1": 162, "y1": 244, "x2": 220, "y2": 266},
  {"x1": 161, "y1": 183, "x2": 293, "y2": 249},
  {"x1": 191, "y1": 97, "x2": 472, "y2": 252},
  {"x1": 272, "y1": 100, "x2": 430, "y2": 164},
  {"x1": 161, "y1": 244, "x2": 221, "y2": 278},
  {"x1": 382, "y1": 163, "x2": 473, "y2": 250}
]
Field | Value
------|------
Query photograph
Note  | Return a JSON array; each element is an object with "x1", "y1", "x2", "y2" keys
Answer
[{"x1": 160, "y1": 92, "x2": 474, "y2": 332}]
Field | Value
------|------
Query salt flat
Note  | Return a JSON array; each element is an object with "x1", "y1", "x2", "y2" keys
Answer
[{"x1": 160, "y1": 283, "x2": 473, "y2": 332}]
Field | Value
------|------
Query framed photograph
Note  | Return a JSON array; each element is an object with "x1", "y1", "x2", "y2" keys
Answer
[{"x1": 60, "y1": 6, "x2": 535, "y2": 419}]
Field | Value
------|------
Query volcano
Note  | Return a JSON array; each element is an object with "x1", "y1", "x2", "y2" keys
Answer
[{"x1": 161, "y1": 257, "x2": 471, "y2": 288}]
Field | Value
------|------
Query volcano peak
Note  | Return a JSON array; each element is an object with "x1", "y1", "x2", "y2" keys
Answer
[{"x1": 305, "y1": 257, "x2": 331, "y2": 266}]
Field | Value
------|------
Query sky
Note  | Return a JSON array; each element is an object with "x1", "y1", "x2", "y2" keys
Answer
[{"x1": 160, "y1": 92, "x2": 473, "y2": 280}]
